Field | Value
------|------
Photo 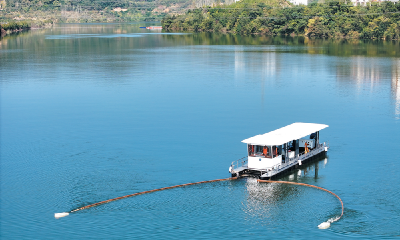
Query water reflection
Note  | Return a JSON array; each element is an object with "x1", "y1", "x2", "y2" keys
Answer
[
  {"x1": 297, "y1": 158, "x2": 329, "y2": 179},
  {"x1": 262, "y1": 52, "x2": 277, "y2": 78},
  {"x1": 336, "y1": 56, "x2": 386, "y2": 89},
  {"x1": 243, "y1": 157, "x2": 329, "y2": 222},
  {"x1": 243, "y1": 178, "x2": 295, "y2": 221},
  {"x1": 392, "y1": 60, "x2": 400, "y2": 119},
  {"x1": 234, "y1": 46, "x2": 279, "y2": 77},
  {"x1": 2, "y1": 26, "x2": 400, "y2": 120},
  {"x1": 234, "y1": 46, "x2": 244, "y2": 71},
  {"x1": 335, "y1": 56, "x2": 400, "y2": 119},
  {"x1": 287, "y1": 157, "x2": 328, "y2": 181},
  {"x1": 351, "y1": 57, "x2": 381, "y2": 90}
]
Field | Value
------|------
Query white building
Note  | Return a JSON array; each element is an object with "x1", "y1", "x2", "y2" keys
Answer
[{"x1": 288, "y1": 0, "x2": 309, "y2": 5}]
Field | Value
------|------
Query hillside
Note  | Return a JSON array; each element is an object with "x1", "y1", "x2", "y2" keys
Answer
[{"x1": 0, "y1": 0, "x2": 196, "y2": 23}]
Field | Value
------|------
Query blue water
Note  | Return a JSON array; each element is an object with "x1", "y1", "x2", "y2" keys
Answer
[{"x1": 1, "y1": 23, "x2": 399, "y2": 239}]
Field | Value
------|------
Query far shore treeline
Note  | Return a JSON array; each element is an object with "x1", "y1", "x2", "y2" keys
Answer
[
  {"x1": 2, "y1": 0, "x2": 400, "y2": 40},
  {"x1": 162, "y1": 0, "x2": 400, "y2": 39}
]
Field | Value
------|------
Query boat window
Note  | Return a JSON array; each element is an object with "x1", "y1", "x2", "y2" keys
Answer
[
  {"x1": 255, "y1": 145, "x2": 263, "y2": 154},
  {"x1": 248, "y1": 145, "x2": 260, "y2": 156},
  {"x1": 248, "y1": 145, "x2": 272, "y2": 158},
  {"x1": 273, "y1": 146, "x2": 281, "y2": 157},
  {"x1": 263, "y1": 146, "x2": 272, "y2": 158}
]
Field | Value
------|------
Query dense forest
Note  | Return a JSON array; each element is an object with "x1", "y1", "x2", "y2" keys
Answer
[{"x1": 162, "y1": 0, "x2": 400, "y2": 39}]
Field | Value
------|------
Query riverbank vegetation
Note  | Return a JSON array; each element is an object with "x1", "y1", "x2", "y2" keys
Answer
[
  {"x1": 162, "y1": 0, "x2": 400, "y2": 39},
  {"x1": 1, "y1": 20, "x2": 29, "y2": 36},
  {"x1": 0, "y1": 19, "x2": 55, "y2": 36}
]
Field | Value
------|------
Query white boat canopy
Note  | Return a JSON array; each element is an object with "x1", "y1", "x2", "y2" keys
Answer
[{"x1": 242, "y1": 122, "x2": 329, "y2": 146}]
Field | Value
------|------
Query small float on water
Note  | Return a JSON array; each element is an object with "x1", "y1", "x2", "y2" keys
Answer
[{"x1": 229, "y1": 122, "x2": 329, "y2": 179}]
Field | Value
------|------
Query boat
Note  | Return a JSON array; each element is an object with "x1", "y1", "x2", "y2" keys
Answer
[
  {"x1": 145, "y1": 26, "x2": 162, "y2": 30},
  {"x1": 229, "y1": 122, "x2": 329, "y2": 179}
]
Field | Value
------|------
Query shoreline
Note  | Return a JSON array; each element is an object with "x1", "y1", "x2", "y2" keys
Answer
[{"x1": 1, "y1": 21, "x2": 55, "y2": 37}]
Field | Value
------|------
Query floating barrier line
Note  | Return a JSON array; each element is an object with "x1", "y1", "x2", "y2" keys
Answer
[
  {"x1": 54, "y1": 177, "x2": 238, "y2": 219},
  {"x1": 257, "y1": 179, "x2": 344, "y2": 229},
  {"x1": 55, "y1": 177, "x2": 343, "y2": 229}
]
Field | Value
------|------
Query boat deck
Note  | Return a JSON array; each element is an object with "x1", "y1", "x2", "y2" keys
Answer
[
  {"x1": 234, "y1": 165, "x2": 248, "y2": 173},
  {"x1": 261, "y1": 143, "x2": 327, "y2": 178}
]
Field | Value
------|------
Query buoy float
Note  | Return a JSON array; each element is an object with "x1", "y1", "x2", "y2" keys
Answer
[
  {"x1": 54, "y1": 212, "x2": 69, "y2": 219},
  {"x1": 318, "y1": 222, "x2": 330, "y2": 229}
]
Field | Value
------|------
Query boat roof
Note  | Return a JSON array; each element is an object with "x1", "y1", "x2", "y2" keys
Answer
[{"x1": 242, "y1": 122, "x2": 329, "y2": 146}]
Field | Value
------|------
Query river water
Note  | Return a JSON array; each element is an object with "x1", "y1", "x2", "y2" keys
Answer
[{"x1": 1, "y1": 23, "x2": 399, "y2": 239}]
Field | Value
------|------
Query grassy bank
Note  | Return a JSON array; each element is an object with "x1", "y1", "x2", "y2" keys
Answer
[
  {"x1": 162, "y1": 0, "x2": 400, "y2": 40},
  {"x1": 1, "y1": 20, "x2": 30, "y2": 36},
  {"x1": 0, "y1": 19, "x2": 55, "y2": 36}
]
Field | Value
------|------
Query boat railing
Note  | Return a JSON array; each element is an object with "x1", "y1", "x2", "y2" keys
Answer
[
  {"x1": 230, "y1": 156, "x2": 247, "y2": 171},
  {"x1": 262, "y1": 142, "x2": 328, "y2": 177}
]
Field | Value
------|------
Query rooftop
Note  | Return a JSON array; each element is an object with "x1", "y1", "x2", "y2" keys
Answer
[{"x1": 242, "y1": 122, "x2": 329, "y2": 146}]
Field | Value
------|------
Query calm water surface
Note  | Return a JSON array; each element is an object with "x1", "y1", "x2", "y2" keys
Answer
[{"x1": 1, "y1": 23, "x2": 399, "y2": 239}]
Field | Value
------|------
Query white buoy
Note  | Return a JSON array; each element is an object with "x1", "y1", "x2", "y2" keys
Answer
[
  {"x1": 318, "y1": 221, "x2": 330, "y2": 229},
  {"x1": 55, "y1": 212, "x2": 69, "y2": 219}
]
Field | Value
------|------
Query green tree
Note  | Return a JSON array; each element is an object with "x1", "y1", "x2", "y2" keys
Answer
[
  {"x1": 384, "y1": 21, "x2": 400, "y2": 40},
  {"x1": 305, "y1": 17, "x2": 330, "y2": 38}
]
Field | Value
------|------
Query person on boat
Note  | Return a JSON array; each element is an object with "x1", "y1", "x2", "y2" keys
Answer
[
  {"x1": 248, "y1": 145, "x2": 252, "y2": 156},
  {"x1": 263, "y1": 146, "x2": 268, "y2": 157},
  {"x1": 274, "y1": 146, "x2": 278, "y2": 156},
  {"x1": 305, "y1": 142, "x2": 309, "y2": 153}
]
